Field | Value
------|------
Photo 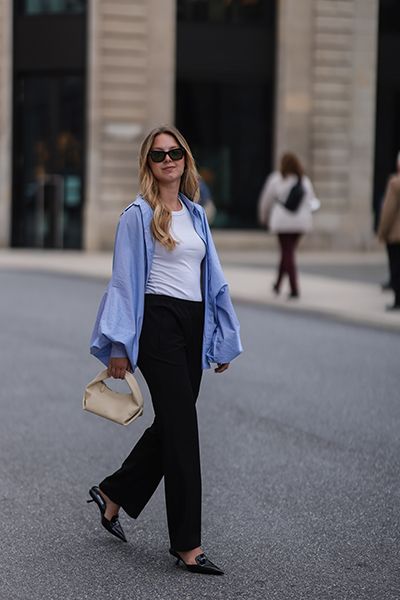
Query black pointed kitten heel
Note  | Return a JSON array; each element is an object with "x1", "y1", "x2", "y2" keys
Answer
[
  {"x1": 169, "y1": 548, "x2": 224, "y2": 575},
  {"x1": 87, "y1": 486, "x2": 127, "y2": 543}
]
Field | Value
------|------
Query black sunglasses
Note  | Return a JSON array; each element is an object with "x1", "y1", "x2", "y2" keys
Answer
[{"x1": 148, "y1": 147, "x2": 185, "y2": 163}]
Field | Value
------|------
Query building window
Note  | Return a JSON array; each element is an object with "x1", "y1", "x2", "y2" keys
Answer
[
  {"x1": 12, "y1": 2, "x2": 86, "y2": 248},
  {"x1": 373, "y1": 0, "x2": 400, "y2": 226},
  {"x1": 13, "y1": 76, "x2": 85, "y2": 248},
  {"x1": 177, "y1": 0, "x2": 269, "y2": 24},
  {"x1": 20, "y1": 0, "x2": 86, "y2": 14},
  {"x1": 176, "y1": 0, "x2": 276, "y2": 227}
]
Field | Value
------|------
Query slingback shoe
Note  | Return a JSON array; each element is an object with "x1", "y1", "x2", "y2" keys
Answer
[
  {"x1": 169, "y1": 548, "x2": 224, "y2": 575},
  {"x1": 87, "y1": 486, "x2": 127, "y2": 543}
]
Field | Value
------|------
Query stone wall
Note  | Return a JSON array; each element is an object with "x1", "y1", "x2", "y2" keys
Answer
[
  {"x1": 0, "y1": 0, "x2": 12, "y2": 247},
  {"x1": 275, "y1": 0, "x2": 379, "y2": 248},
  {"x1": 84, "y1": 0, "x2": 176, "y2": 250}
]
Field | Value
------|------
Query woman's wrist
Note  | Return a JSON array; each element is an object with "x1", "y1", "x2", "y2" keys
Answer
[{"x1": 111, "y1": 342, "x2": 127, "y2": 358}]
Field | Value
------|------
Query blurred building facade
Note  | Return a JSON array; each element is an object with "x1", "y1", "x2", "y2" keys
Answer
[{"x1": 0, "y1": 0, "x2": 398, "y2": 250}]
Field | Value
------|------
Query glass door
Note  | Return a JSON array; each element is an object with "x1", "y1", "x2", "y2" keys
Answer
[
  {"x1": 373, "y1": 0, "x2": 400, "y2": 229},
  {"x1": 13, "y1": 75, "x2": 84, "y2": 248},
  {"x1": 176, "y1": 0, "x2": 276, "y2": 228}
]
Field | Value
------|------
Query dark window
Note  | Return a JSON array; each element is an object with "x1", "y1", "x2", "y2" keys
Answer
[
  {"x1": 13, "y1": 76, "x2": 85, "y2": 248},
  {"x1": 377, "y1": 0, "x2": 400, "y2": 33},
  {"x1": 177, "y1": 0, "x2": 270, "y2": 24},
  {"x1": 19, "y1": 0, "x2": 86, "y2": 15},
  {"x1": 373, "y1": 0, "x2": 400, "y2": 229},
  {"x1": 176, "y1": 0, "x2": 276, "y2": 228},
  {"x1": 12, "y1": 4, "x2": 86, "y2": 248}
]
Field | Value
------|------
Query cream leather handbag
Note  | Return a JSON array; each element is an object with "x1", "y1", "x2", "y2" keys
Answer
[{"x1": 83, "y1": 369, "x2": 144, "y2": 426}]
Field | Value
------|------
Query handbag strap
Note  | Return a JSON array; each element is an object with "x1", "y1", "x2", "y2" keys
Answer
[
  {"x1": 87, "y1": 369, "x2": 143, "y2": 401},
  {"x1": 124, "y1": 371, "x2": 143, "y2": 402}
]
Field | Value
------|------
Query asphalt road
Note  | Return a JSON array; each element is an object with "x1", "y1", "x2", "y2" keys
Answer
[{"x1": 0, "y1": 270, "x2": 399, "y2": 600}]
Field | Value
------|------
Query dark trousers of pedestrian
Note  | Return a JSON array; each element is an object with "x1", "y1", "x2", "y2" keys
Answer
[
  {"x1": 387, "y1": 243, "x2": 400, "y2": 306},
  {"x1": 275, "y1": 233, "x2": 302, "y2": 296},
  {"x1": 385, "y1": 244, "x2": 392, "y2": 288},
  {"x1": 100, "y1": 294, "x2": 204, "y2": 551}
]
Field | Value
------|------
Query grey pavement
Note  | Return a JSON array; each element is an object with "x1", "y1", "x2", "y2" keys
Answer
[
  {"x1": 0, "y1": 238, "x2": 398, "y2": 332},
  {"x1": 0, "y1": 270, "x2": 399, "y2": 600}
]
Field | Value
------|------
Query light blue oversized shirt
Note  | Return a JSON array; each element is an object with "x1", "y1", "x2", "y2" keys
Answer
[{"x1": 90, "y1": 194, "x2": 243, "y2": 371}]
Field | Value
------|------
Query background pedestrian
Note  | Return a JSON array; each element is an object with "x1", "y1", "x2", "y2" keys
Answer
[
  {"x1": 257, "y1": 152, "x2": 317, "y2": 299},
  {"x1": 198, "y1": 167, "x2": 217, "y2": 224},
  {"x1": 377, "y1": 153, "x2": 400, "y2": 311}
]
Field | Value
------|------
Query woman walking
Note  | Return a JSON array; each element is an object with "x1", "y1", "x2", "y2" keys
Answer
[
  {"x1": 258, "y1": 152, "x2": 316, "y2": 298},
  {"x1": 378, "y1": 162, "x2": 400, "y2": 311},
  {"x1": 88, "y1": 126, "x2": 242, "y2": 575}
]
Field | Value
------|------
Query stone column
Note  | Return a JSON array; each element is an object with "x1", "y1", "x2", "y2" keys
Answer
[
  {"x1": 275, "y1": 0, "x2": 379, "y2": 249},
  {"x1": 346, "y1": 0, "x2": 379, "y2": 248},
  {"x1": 274, "y1": 0, "x2": 314, "y2": 170},
  {"x1": 0, "y1": 0, "x2": 12, "y2": 247},
  {"x1": 309, "y1": 0, "x2": 379, "y2": 248},
  {"x1": 146, "y1": 0, "x2": 176, "y2": 130},
  {"x1": 84, "y1": 0, "x2": 176, "y2": 250}
]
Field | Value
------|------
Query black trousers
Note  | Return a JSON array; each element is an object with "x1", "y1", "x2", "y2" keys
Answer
[
  {"x1": 100, "y1": 294, "x2": 204, "y2": 551},
  {"x1": 387, "y1": 243, "x2": 400, "y2": 306}
]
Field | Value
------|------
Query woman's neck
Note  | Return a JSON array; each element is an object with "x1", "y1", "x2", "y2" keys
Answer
[{"x1": 158, "y1": 183, "x2": 181, "y2": 211}]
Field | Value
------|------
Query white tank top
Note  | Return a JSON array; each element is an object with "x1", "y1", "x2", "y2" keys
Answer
[{"x1": 145, "y1": 202, "x2": 206, "y2": 301}]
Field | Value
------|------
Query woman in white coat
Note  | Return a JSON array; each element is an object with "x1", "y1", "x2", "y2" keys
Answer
[{"x1": 258, "y1": 153, "x2": 316, "y2": 298}]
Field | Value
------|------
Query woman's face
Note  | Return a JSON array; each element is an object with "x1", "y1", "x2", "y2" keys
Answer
[{"x1": 148, "y1": 133, "x2": 186, "y2": 185}]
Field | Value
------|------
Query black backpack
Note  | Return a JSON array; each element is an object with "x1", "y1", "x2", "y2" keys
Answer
[{"x1": 283, "y1": 178, "x2": 304, "y2": 213}]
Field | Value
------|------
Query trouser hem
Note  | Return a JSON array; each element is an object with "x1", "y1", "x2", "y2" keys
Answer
[
  {"x1": 170, "y1": 540, "x2": 202, "y2": 552},
  {"x1": 99, "y1": 482, "x2": 139, "y2": 519}
]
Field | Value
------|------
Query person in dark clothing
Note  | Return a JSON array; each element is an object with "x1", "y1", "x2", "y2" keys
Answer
[{"x1": 378, "y1": 163, "x2": 400, "y2": 311}]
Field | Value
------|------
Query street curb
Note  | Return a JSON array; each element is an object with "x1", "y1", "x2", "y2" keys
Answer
[
  {"x1": 230, "y1": 293, "x2": 400, "y2": 335},
  {"x1": 1, "y1": 250, "x2": 399, "y2": 334}
]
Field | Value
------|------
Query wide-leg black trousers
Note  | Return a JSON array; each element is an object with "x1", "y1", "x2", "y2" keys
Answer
[{"x1": 100, "y1": 294, "x2": 204, "y2": 551}]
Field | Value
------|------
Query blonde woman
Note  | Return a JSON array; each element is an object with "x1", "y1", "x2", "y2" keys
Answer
[{"x1": 88, "y1": 126, "x2": 242, "y2": 575}]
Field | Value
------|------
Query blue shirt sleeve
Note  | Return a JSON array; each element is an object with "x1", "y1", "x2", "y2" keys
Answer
[
  {"x1": 200, "y1": 209, "x2": 243, "y2": 364},
  {"x1": 89, "y1": 207, "x2": 146, "y2": 370}
]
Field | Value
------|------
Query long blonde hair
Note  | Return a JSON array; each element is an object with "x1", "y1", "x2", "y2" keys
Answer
[{"x1": 139, "y1": 125, "x2": 200, "y2": 250}]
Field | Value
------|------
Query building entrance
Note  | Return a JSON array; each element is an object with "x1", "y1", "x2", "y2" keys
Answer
[
  {"x1": 176, "y1": 0, "x2": 276, "y2": 228},
  {"x1": 13, "y1": 76, "x2": 84, "y2": 248},
  {"x1": 374, "y1": 0, "x2": 400, "y2": 229},
  {"x1": 12, "y1": 2, "x2": 86, "y2": 248}
]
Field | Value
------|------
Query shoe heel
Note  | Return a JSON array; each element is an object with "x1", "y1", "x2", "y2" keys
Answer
[{"x1": 87, "y1": 499, "x2": 94, "y2": 504}]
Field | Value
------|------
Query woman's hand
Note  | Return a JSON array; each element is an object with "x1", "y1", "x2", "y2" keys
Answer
[
  {"x1": 214, "y1": 363, "x2": 230, "y2": 374},
  {"x1": 108, "y1": 357, "x2": 131, "y2": 379}
]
